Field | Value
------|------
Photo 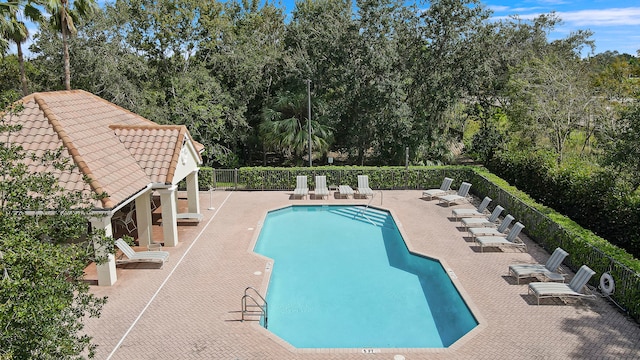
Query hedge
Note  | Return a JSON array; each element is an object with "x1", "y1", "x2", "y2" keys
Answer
[
  {"x1": 197, "y1": 166, "x2": 469, "y2": 191},
  {"x1": 487, "y1": 150, "x2": 640, "y2": 260},
  {"x1": 466, "y1": 168, "x2": 640, "y2": 321}
]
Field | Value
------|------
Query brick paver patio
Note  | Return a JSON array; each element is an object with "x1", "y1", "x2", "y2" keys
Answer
[{"x1": 84, "y1": 190, "x2": 640, "y2": 359}]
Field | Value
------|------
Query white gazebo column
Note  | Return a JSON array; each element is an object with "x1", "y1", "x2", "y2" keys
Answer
[
  {"x1": 90, "y1": 216, "x2": 117, "y2": 286},
  {"x1": 158, "y1": 185, "x2": 179, "y2": 247},
  {"x1": 186, "y1": 169, "x2": 200, "y2": 214},
  {"x1": 135, "y1": 191, "x2": 153, "y2": 247}
]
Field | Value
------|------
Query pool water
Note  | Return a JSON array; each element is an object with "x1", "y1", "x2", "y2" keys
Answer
[{"x1": 253, "y1": 205, "x2": 477, "y2": 348}]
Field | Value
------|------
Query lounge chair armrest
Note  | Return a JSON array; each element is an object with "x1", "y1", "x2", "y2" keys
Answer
[
  {"x1": 583, "y1": 284, "x2": 598, "y2": 296},
  {"x1": 543, "y1": 272, "x2": 568, "y2": 282},
  {"x1": 514, "y1": 237, "x2": 527, "y2": 250}
]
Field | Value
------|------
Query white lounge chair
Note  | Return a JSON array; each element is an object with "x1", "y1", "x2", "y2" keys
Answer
[
  {"x1": 468, "y1": 214, "x2": 514, "y2": 239},
  {"x1": 114, "y1": 238, "x2": 169, "y2": 267},
  {"x1": 528, "y1": 265, "x2": 596, "y2": 305},
  {"x1": 438, "y1": 182, "x2": 471, "y2": 206},
  {"x1": 314, "y1": 175, "x2": 329, "y2": 199},
  {"x1": 509, "y1": 247, "x2": 569, "y2": 284},
  {"x1": 451, "y1": 196, "x2": 492, "y2": 220},
  {"x1": 293, "y1": 175, "x2": 308, "y2": 199},
  {"x1": 339, "y1": 185, "x2": 354, "y2": 199},
  {"x1": 357, "y1": 175, "x2": 374, "y2": 198},
  {"x1": 422, "y1": 177, "x2": 453, "y2": 200},
  {"x1": 476, "y1": 222, "x2": 526, "y2": 252},
  {"x1": 460, "y1": 205, "x2": 504, "y2": 230}
]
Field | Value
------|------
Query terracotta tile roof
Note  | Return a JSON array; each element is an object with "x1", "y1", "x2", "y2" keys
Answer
[
  {"x1": 4, "y1": 90, "x2": 202, "y2": 210},
  {"x1": 111, "y1": 125, "x2": 187, "y2": 184}
]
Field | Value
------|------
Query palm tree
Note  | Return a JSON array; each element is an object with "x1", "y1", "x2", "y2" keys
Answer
[
  {"x1": 1, "y1": 1, "x2": 41, "y2": 95},
  {"x1": 1, "y1": 1, "x2": 22, "y2": 57},
  {"x1": 44, "y1": 0, "x2": 97, "y2": 90},
  {"x1": 5, "y1": 20, "x2": 29, "y2": 95},
  {"x1": 0, "y1": 3, "x2": 15, "y2": 55},
  {"x1": 259, "y1": 90, "x2": 333, "y2": 165}
]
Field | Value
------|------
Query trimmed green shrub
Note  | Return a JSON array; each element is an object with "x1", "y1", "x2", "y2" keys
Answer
[{"x1": 487, "y1": 150, "x2": 640, "y2": 259}]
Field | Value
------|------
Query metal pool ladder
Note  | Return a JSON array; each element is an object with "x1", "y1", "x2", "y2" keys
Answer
[
  {"x1": 356, "y1": 191, "x2": 383, "y2": 227},
  {"x1": 241, "y1": 286, "x2": 268, "y2": 328}
]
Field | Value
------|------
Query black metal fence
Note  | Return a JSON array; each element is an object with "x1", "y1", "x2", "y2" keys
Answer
[
  {"x1": 466, "y1": 171, "x2": 640, "y2": 321},
  {"x1": 202, "y1": 167, "x2": 465, "y2": 191},
  {"x1": 210, "y1": 168, "x2": 238, "y2": 190}
]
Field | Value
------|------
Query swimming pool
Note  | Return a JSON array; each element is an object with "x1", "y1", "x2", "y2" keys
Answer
[{"x1": 253, "y1": 205, "x2": 477, "y2": 348}]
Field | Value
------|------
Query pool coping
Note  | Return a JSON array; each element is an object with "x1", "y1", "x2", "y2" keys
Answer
[
  {"x1": 246, "y1": 203, "x2": 486, "y2": 354},
  {"x1": 384, "y1": 205, "x2": 487, "y2": 353}
]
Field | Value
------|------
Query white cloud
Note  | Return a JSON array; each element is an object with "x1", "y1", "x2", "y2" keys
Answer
[
  {"x1": 511, "y1": 7, "x2": 545, "y2": 12},
  {"x1": 493, "y1": 7, "x2": 640, "y2": 27},
  {"x1": 557, "y1": 8, "x2": 640, "y2": 26},
  {"x1": 488, "y1": 5, "x2": 510, "y2": 12},
  {"x1": 487, "y1": 5, "x2": 640, "y2": 54},
  {"x1": 488, "y1": 5, "x2": 544, "y2": 13},
  {"x1": 536, "y1": 0, "x2": 568, "y2": 4}
]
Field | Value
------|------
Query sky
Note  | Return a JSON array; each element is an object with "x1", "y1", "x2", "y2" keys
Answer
[
  {"x1": 483, "y1": 0, "x2": 640, "y2": 55},
  {"x1": 277, "y1": 0, "x2": 640, "y2": 56},
  {"x1": 8, "y1": 0, "x2": 640, "y2": 57}
]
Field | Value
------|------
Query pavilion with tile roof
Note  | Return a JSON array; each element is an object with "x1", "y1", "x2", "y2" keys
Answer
[{"x1": 4, "y1": 90, "x2": 204, "y2": 285}]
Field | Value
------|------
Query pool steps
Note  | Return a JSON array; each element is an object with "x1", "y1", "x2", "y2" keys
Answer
[{"x1": 329, "y1": 206, "x2": 395, "y2": 229}]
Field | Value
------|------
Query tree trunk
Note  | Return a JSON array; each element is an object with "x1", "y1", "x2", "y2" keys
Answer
[
  {"x1": 262, "y1": 145, "x2": 267, "y2": 166},
  {"x1": 17, "y1": 42, "x2": 28, "y2": 96},
  {"x1": 61, "y1": 7, "x2": 71, "y2": 90}
]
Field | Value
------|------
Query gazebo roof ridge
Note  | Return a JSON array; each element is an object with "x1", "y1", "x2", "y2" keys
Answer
[{"x1": 5, "y1": 90, "x2": 203, "y2": 211}]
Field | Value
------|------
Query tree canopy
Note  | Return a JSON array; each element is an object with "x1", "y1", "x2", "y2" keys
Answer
[
  {"x1": 0, "y1": 0, "x2": 639, "y2": 184},
  {"x1": 0, "y1": 95, "x2": 108, "y2": 359}
]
